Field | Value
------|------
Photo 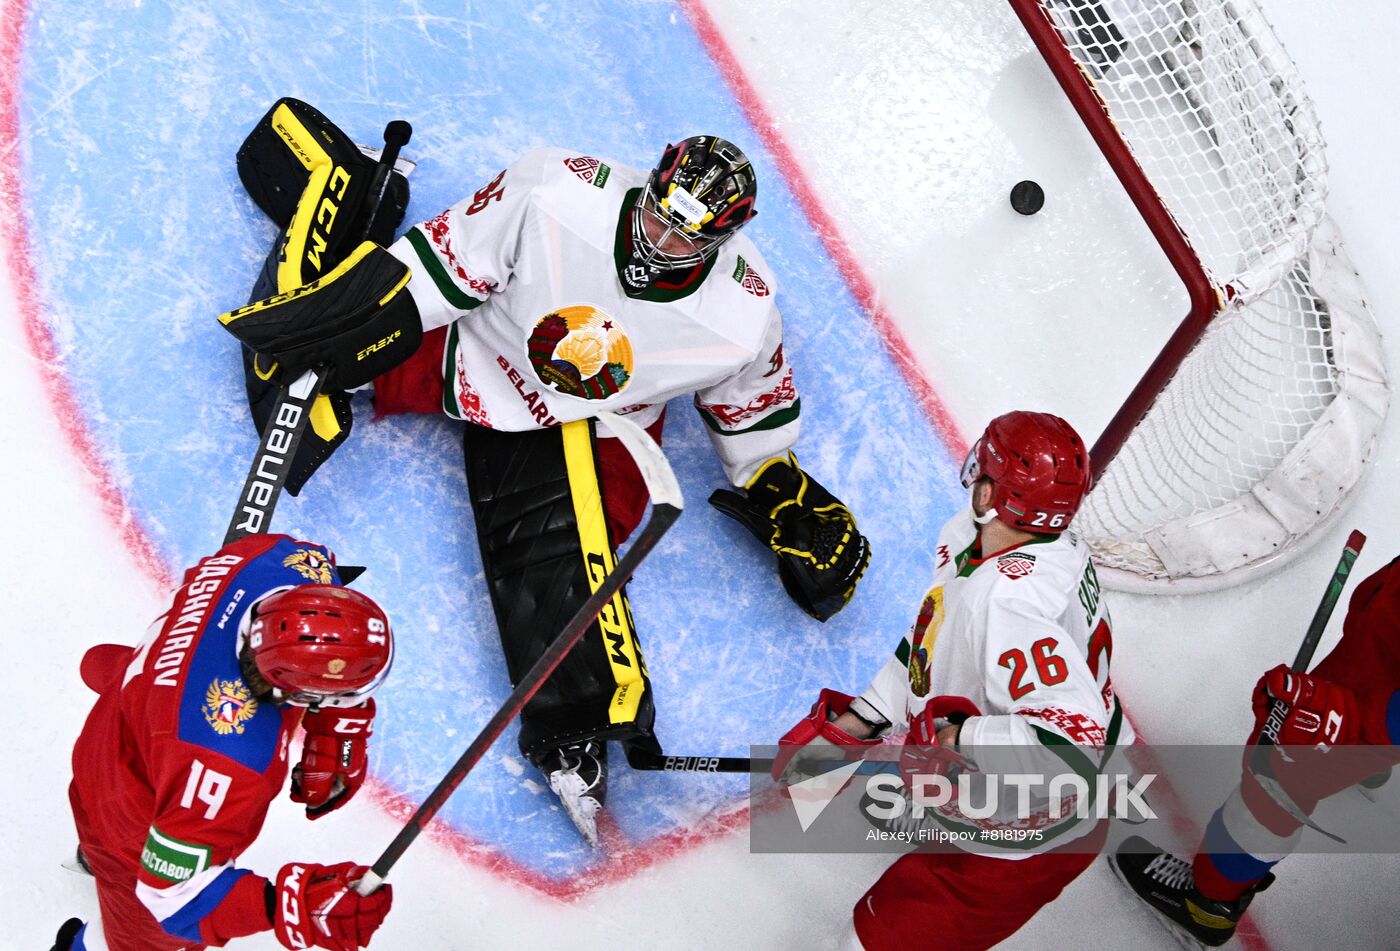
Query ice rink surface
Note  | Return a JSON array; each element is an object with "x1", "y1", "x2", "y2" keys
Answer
[{"x1": 2, "y1": 1, "x2": 1398, "y2": 948}]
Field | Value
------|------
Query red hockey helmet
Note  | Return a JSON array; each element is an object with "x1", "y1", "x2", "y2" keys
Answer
[
  {"x1": 960, "y1": 411, "x2": 1092, "y2": 534},
  {"x1": 246, "y1": 585, "x2": 393, "y2": 708}
]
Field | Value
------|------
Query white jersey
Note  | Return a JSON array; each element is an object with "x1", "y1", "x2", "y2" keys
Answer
[
  {"x1": 859, "y1": 510, "x2": 1132, "y2": 854},
  {"x1": 387, "y1": 147, "x2": 799, "y2": 485}
]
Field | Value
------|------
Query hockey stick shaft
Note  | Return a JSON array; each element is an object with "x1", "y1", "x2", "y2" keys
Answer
[
  {"x1": 356, "y1": 413, "x2": 682, "y2": 895},
  {"x1": 222, "y1": 119, "x2": 412, "y2": 546},
  {"x1": 626, "y1": 750, "x2": 765, "y2": 774},
  {"x1": 1257, "y1": 529, "x2": 1366, "y2": 747},
  {"x1": 625, "y1": 748, "x2": 901, "y2": 779},
  {"x1": 1247, "y1": 530, "x2": 1366, "y2": 843},
  {"x1": 223, "y1": 367, "x2": 327, "y2": 544},
  {"x1": 1290, "y1": 529, "x2": 1367, "y2": 673}
]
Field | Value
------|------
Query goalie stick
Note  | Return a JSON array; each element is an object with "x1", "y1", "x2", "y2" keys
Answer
[
  {"x1": 626, "y1": 749, "x2": 766, "y2": 774},
  {"x1": 222, "y1": 118, "x2": 413, "y2": 545},
  {"x1": 1248, "y1": 529, "x2": 1366, "y2": 842},
  {"x1": 355, "y1": 411, "x2": 682, "y2": 895}
]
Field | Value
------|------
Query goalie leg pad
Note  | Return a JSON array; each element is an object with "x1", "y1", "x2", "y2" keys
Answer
[
  {"x1": 236, "y1": 97, "x2": 410, "y2": 257},
  {"x1": 463, "y1": 420, "x2": 657, "y2": 762},
  {"x1": 231, "y1": 98, "x2": 414, "y2": 492},
  {"x1": 221, "y1": 241, "x2": 422, "y2": 390}
]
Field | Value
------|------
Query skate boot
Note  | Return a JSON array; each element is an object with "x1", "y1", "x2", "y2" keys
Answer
[
  {"x1": 50, "y1": 918, "x2": 83, "y2": 951},
  {"x1": 542, "y1": 739, "x2": 608, "y2": 847},
  {"x1": 1109, "y1": 835, "x2": 1273, "y2": 948}
]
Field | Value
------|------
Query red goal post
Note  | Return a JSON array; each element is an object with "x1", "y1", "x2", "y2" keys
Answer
[{"x1": 1009, "y1": 0, "x2": 1389, "y2": 591}]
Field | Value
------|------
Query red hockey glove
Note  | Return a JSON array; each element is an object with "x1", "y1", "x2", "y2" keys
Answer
[
  {"x1": 773, "y1": 689, "x2": 882, "y2": 785},
  {"x1": 273, "y1": 861, "x2": 392, "y2": 951},
  {"x1": 1250, "y1": 665, "x2": 1359, "y2": 749},
  {"x1": 292, "y1": 700, "x2": 375, "y2": 819},
  {"x1": 900, "y1": 695, "x2": 981, "y2": 783}
]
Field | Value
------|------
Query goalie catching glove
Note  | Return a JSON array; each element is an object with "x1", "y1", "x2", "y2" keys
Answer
[{"x1": 710, "y1": 452, "x2": 870, "y2": 620}]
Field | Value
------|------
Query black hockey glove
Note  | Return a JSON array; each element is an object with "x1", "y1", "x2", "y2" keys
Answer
[{"x1": 709, "y1": 453, "x2": 870, "y2": 621}]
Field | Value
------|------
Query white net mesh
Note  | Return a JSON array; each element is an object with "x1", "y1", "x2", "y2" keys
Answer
[
  {"x1": 1025, "y1": 0, "x2": 1388, "y2": 588},
  {"x1": 1040, "y1": 0, "x2": 1327, "y2": 300}
]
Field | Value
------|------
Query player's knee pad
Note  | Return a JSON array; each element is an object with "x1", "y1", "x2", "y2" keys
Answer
[{"x1": 463, "y1": 420, "x2": 656, "y2": 761}]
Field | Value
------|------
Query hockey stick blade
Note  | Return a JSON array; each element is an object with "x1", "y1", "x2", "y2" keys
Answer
[
  {"x1": 222, "y1": 118, "x2": 412, "y2": 546},
  {"x1": 356, "y1": 412, "x2": 681, "y2": 895}
]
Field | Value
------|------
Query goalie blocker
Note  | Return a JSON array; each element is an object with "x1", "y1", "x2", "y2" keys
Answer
[
  {"x1": 219, "y1": 241, "x2": 421, "y2": 391},
  {"x1": 228, "y1": 97, "x2": 416, "y2": 494}
]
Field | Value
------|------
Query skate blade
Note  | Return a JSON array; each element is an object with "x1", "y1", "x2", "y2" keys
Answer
[{"x1": 60, "y1": 856, "x2": 92, "y2": 877}]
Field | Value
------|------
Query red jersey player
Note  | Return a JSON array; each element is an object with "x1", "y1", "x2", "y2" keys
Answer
[
  {"x1": 1112, "y1": 555, "x2": 1400, "y2": 947},
  {"x1": 56, "y1": 534, "x2": 396, "y2": 951}
]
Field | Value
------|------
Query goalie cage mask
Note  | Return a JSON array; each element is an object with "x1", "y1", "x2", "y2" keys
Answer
[{"x1": 620, "y1": 135, "x2": 757, "y2": 293}]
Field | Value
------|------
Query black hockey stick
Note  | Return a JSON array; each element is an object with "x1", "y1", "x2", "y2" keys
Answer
[
  {"x1": 1248, "y1": 529, "x2": 1366, "y2": 842},
  {"x1": 222, "y1": 118, "x2": 413, "y2": 545},
  {"x1": 626, "y1": 749, "x2": 764, "y2": 774},
  {"x1": 355, "y1": 412, "x2": 683, "y2": 895},
  {"x1": 1256, "y1": 529, "x2": 1366, "y2": 745}
]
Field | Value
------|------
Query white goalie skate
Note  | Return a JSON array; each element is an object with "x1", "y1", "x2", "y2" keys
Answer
[{"x1": 543, "y1": 740, "x2": 608, "y2": 848}]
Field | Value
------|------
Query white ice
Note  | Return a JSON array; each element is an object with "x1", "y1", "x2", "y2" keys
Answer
[{"x1": 3, "y1": 1, "x2": 1398, "y2": 948}]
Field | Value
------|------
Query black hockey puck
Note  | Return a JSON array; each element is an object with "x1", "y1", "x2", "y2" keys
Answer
[{"x1": 1010, "y1": 180, "x2": 1045, "y2": 216}]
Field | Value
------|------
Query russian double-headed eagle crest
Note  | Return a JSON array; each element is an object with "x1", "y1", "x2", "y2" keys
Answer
[
  {"x1": 203, "y1": 679, "x2": 258, "y2": 735},
  {"x1": 283, "y1": 548, "x2": 334, "y2": 584}
]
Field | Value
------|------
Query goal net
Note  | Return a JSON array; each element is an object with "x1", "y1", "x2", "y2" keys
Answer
[{"x1": 1010, "y1": 0, "x2": 1389, "y2": 591}]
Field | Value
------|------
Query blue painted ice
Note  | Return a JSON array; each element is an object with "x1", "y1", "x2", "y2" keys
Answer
[{"x1": 20, "y1": 0, "x2": 962, "y2": 879}]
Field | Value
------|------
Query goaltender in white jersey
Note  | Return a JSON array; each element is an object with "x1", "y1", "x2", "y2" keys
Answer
[
  {"x1": 774, "y1": 411, "x2": 1127, "y2": 951},
  {"x1": 219, "y1": 124, "x2": 870, "y2": 847},
  {"x1": 386, "y1": 145, "x2": 794, "y2": 484}
]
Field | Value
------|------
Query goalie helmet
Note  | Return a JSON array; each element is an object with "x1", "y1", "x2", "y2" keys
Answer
[
  {"x1": 619, "y1": 135, "x2": 757, "y2": 295},
  {"x1": 245, "y1": 585, "x2": 393, "y2": 708},
  {"x1": 960, "y1": 411, "x2": 1092, "y2": 534}
]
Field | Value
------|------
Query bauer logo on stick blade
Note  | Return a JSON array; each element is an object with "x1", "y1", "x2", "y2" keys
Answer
[{"x1": 1010, "y1": 180, "x2": 1045, "y2": 215}]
